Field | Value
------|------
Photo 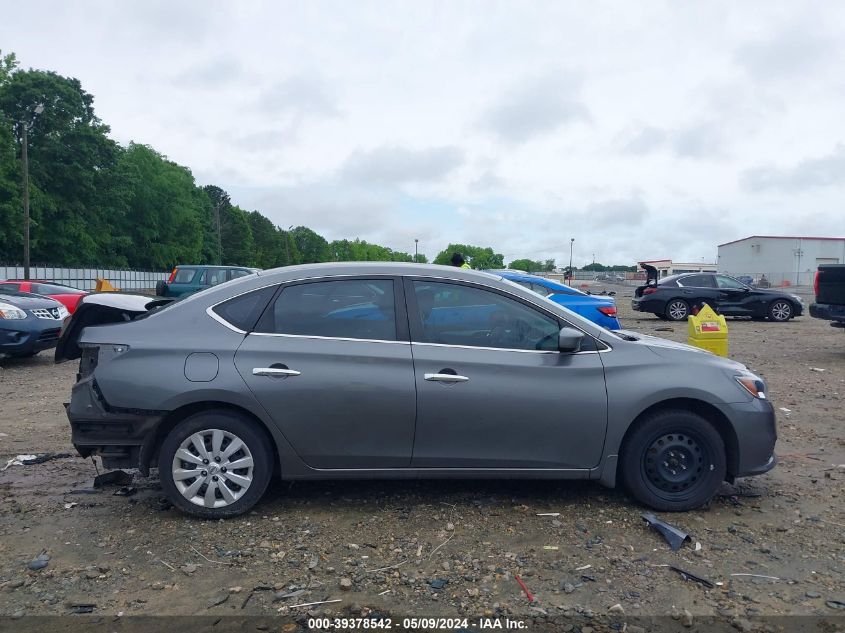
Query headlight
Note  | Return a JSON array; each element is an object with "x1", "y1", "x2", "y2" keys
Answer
[
  {"x1": 735, "y1": 373, "x2": 766, "y2": 399},
  {"x1": 0, "y1": 301, "x2": 27, "y2": 320},
  {"x1": 58, "y1": 305, "x2": 69, "y2": 319},
  {"x1": 790, "y1": 294, "x2": 803, "y2": 304}
]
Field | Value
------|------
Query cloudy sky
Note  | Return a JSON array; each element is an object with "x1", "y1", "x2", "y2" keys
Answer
[{"x1": 3, "y1": 1, "x2": 844, "y2": 266}]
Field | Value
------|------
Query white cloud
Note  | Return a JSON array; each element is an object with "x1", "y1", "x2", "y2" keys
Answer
[{"x1": 2, "y1": 0, "x2": 845, "y2": 265}]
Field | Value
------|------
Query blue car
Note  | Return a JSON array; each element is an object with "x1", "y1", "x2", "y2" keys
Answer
[
  {"x1": 494, "y1": 271, "x2": 621, "y2": 330},
  {"x1": 0, "y1": 289, "x2": 69, "y2": 358}
]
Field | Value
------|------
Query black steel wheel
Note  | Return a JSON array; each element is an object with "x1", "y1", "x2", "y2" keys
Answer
[{"x1": 621, "y1": 409, "x2": 726, "y2": 511}]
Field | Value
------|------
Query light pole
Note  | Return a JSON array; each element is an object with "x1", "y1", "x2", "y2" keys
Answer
[
  {"x1": 414, "y1": 239, "x2": 419, "y2": 261},
  {"x1": 568, "y1": 238, "x2": 575, "y2": 286},
  {"x1": 20, "y1": 103, "x2": 44, "y2": 281}
]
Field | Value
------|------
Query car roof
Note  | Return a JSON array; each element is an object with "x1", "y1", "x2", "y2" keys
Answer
[{"x1": 495, "y1": 270, "x2": 586, "y2": 295}]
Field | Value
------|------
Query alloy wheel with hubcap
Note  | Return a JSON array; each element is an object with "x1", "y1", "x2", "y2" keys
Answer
[
  {"x1": 159, "y1": 410, "x2": 273, "y2": 518},
  {"x1": 665, "y1": 299, "x2": 690, "y2": 321},
  {"x1": 172, "y1": 428, "x2": 254, "y2": 509},
  {"x1": 768, "y1": 300, "x2": 792, "y2": 321}
]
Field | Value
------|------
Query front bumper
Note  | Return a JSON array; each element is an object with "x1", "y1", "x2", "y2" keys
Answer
[
  {"x1": 0, "y1": 319, "x2": 62, "y2": 356},
  {"x1": 717, "y1": 398, "x2": 778, "y2": 479},
  {"x1": 68, "y1": 377, "x2": 165, "y2": 474}
]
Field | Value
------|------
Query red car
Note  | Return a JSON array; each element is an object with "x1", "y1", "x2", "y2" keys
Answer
[{"x1": 0, "y1": 280, "x2": 88, "y2": 314}]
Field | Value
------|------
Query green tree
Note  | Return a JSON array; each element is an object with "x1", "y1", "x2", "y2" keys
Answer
[
  {"x1": 0, "y1": 119, "x2": 20, "y2": 258},
  {"x1": 114, "y1": 143, "x2": 205, "y2": 268},
  {"x1": 508, "y1": 258, "x2": 543, "y2": 273},
  {"x1": 0, "y1": 68, "x2": 122, "y2": 265},
  {"x1": 433, "y1": 244, "x2": 504, "y2": 269},
  {"x1": 0, "y1": 51, "x2": 18, "y2": 85},
  {"x1": 248, "y1": 211, "x2": 297, "y2": 268},
  {"x1": 291, "y1": 225, "x2": 330, "y2": 263}
]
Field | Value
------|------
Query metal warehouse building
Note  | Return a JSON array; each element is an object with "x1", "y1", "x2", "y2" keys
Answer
[{"x1": 717, "y1": 235, "x2": 845, "y2": 287}]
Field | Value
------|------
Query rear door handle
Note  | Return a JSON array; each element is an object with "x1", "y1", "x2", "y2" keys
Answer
[
  {"x1": 253, "y1": 367, "x2": 301, "y2": 378},
  {"x1": 424, "y1": 373, "x2": 469, "y2": 383}
]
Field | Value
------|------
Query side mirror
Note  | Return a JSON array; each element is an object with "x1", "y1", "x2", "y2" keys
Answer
[{"x1": 558, "y1": 327, "x2": 585, "y2": 353}]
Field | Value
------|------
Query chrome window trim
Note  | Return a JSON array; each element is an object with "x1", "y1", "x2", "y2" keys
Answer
[
  {"x1": 412, "y1": 341, "x2": 609, "y2": 355},
  {"x1": 205, "y1": 271, "x2": 612, "y2": 353},
  {"x1": 250, "y1": 332, "x2": 409, "y2": 345}
]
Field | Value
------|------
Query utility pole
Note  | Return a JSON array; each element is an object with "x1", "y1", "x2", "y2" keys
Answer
[
  {"x1": 284, "y1": 225, "x2": 293, "y2": 265},
  {"x1": 20, "y1": 103, "x2": 43, "y2": 281},
  {"x1": 568, "y1": 238, "x2": 575, "y2": 286},
  {"x1": 214, "y1": 200, "x2": 223, "y2": 265},
  {"x1": 414, "y1": 239, "x2": 419, "y2": 261},
  {"x1": 21, "y1": 123, "x2": 30, "y2": 280}
]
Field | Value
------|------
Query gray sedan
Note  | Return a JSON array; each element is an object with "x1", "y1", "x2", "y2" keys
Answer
[{"x1": 60, "y1": 263, "x2": 776, "y2": 518}]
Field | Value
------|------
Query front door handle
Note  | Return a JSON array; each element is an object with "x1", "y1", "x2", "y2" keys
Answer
[
  {"x1": 424, "y1": 373, "x2": 469, "y2": 383},
  {"x1": 253, "y1": 367, "x2": 301, "y2": 378}
]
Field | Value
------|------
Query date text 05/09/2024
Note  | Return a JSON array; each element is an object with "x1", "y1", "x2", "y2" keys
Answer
[{"x1": 307, "y1": 617, "x2": 528, "y2": 630}]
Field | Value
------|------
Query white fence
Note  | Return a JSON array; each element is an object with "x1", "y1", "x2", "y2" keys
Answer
[{"x1": 0, "y1": 265, "x2": 169, "y2": 291}]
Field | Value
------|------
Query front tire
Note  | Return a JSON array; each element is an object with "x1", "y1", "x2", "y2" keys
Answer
[
  {"x1": 768, "y1": 300, "x2": 793, "y2": 322},
  {"x1": 158, "y1": 410, "x2": 273, "y2": 518},
  {"x1": 664, "y1": 299, "x2": 690, "y2": 321},
  {"x1": 620, "y1": 410, "x2": 726, "y2": 511}
]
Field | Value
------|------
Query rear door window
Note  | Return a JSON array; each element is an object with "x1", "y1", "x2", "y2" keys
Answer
[
  {"x1": 0, "y1": 282, "x2": 21, "y2": 292},
  {"x1": 679, "y1": 275, "x2": 715, "y2": 288},
  {"x1": 201, "y1": 269, "x2": 227, "y2": 286},
  {"x1": 256, "y1": 279, "x2": 397, "y2": 341},
  {"x1": 173, "y1": 268, "x2": 197, "y2": 284}
]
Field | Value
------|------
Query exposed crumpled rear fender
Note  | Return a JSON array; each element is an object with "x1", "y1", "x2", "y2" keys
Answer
[{"x1": 54, "y1": 293, "x2": 175, "y2": 363}]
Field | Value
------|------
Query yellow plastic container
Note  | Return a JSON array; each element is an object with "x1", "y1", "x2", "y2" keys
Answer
[{"x1": 688, "y1": 303, "x2": 728, "y2": 357}]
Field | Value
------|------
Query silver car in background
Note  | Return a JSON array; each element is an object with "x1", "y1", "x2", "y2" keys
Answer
[{"x1": 59, "y1": 263, "x2": 776, "y2": 518}]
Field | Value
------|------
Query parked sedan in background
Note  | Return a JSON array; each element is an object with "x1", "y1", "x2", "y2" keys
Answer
[
  {"x1": 0, "y1": 289, "x2": 69, "y2": 358},
  {"x1": 496, "y1": 270, "x2": 621, "y2": 329},
  {"x1": 633, "y1": 265, "x2": 803, "y2": 322},
  {"x1": 58, "y1": 262, "x2": 775, "y2": 518},
  {"x1": 0, "y1": 280, "x2": 87, "y2": 313}
]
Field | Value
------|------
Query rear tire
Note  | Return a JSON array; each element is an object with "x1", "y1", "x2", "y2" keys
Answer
[
  {"x1": 768, "y1": 300, "x2": 793, "y2": 322},
  {"x1": 664, "y1": 299, "x2": 690, "y2": 321},
  {"x1": 155, "y1": 280, "x2": 167, "y2": 297},
  {"x1": 158, "y1": 410, "x2": 273, "y2": 518},
  {"x1": 621, "y1": 409, "x2": 726, "y2": 512}
]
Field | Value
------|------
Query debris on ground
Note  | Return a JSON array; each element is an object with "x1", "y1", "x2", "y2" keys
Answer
[
  {"x1": 1, "y1": 455, "x2": 37, "y2": 471},
  {"x1": 515, "y1": 574, "x2": 536, "y2": 603},
  {"x1": 641, "y1": 513, "x2": 692, "y2": 551},
  {"x1": 26, "y1": 551, "x2": 50, "y2": 571},
  {"x1": 658, "y1": 565, "x2": 716, "y2": 589},
  {"x1": 93, "y1": 470, "x2": 133, "y2": 488},
  {"x1": 207, "y1": 593, "x2": 229, "y2": 608},
  {"x1": 113, "y1": 486, "x2": 137, "y2": 497},
  {"x1": 67, "y1": 602, "x2": 96, "y2": 614}
]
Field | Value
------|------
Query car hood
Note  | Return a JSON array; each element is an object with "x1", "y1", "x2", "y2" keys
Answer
[
  {"x1": 0, "y1": 291, "x2": 63, "y2": 309},
  {"x1": 55, "y1": 293, "x2": 175, "y2": 362},
  {"x1": 608, "y1": 329, "x2": 747, "y2": 370}
]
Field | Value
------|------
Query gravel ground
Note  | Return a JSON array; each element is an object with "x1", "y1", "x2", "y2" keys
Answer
[{"x1": 0, "y1": 287, "x2": 843, "y2": 630}]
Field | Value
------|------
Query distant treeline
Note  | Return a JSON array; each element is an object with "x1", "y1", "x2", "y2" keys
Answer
[{"x1": 0, "y1": 51, "x2": 438, "y2": 270}]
